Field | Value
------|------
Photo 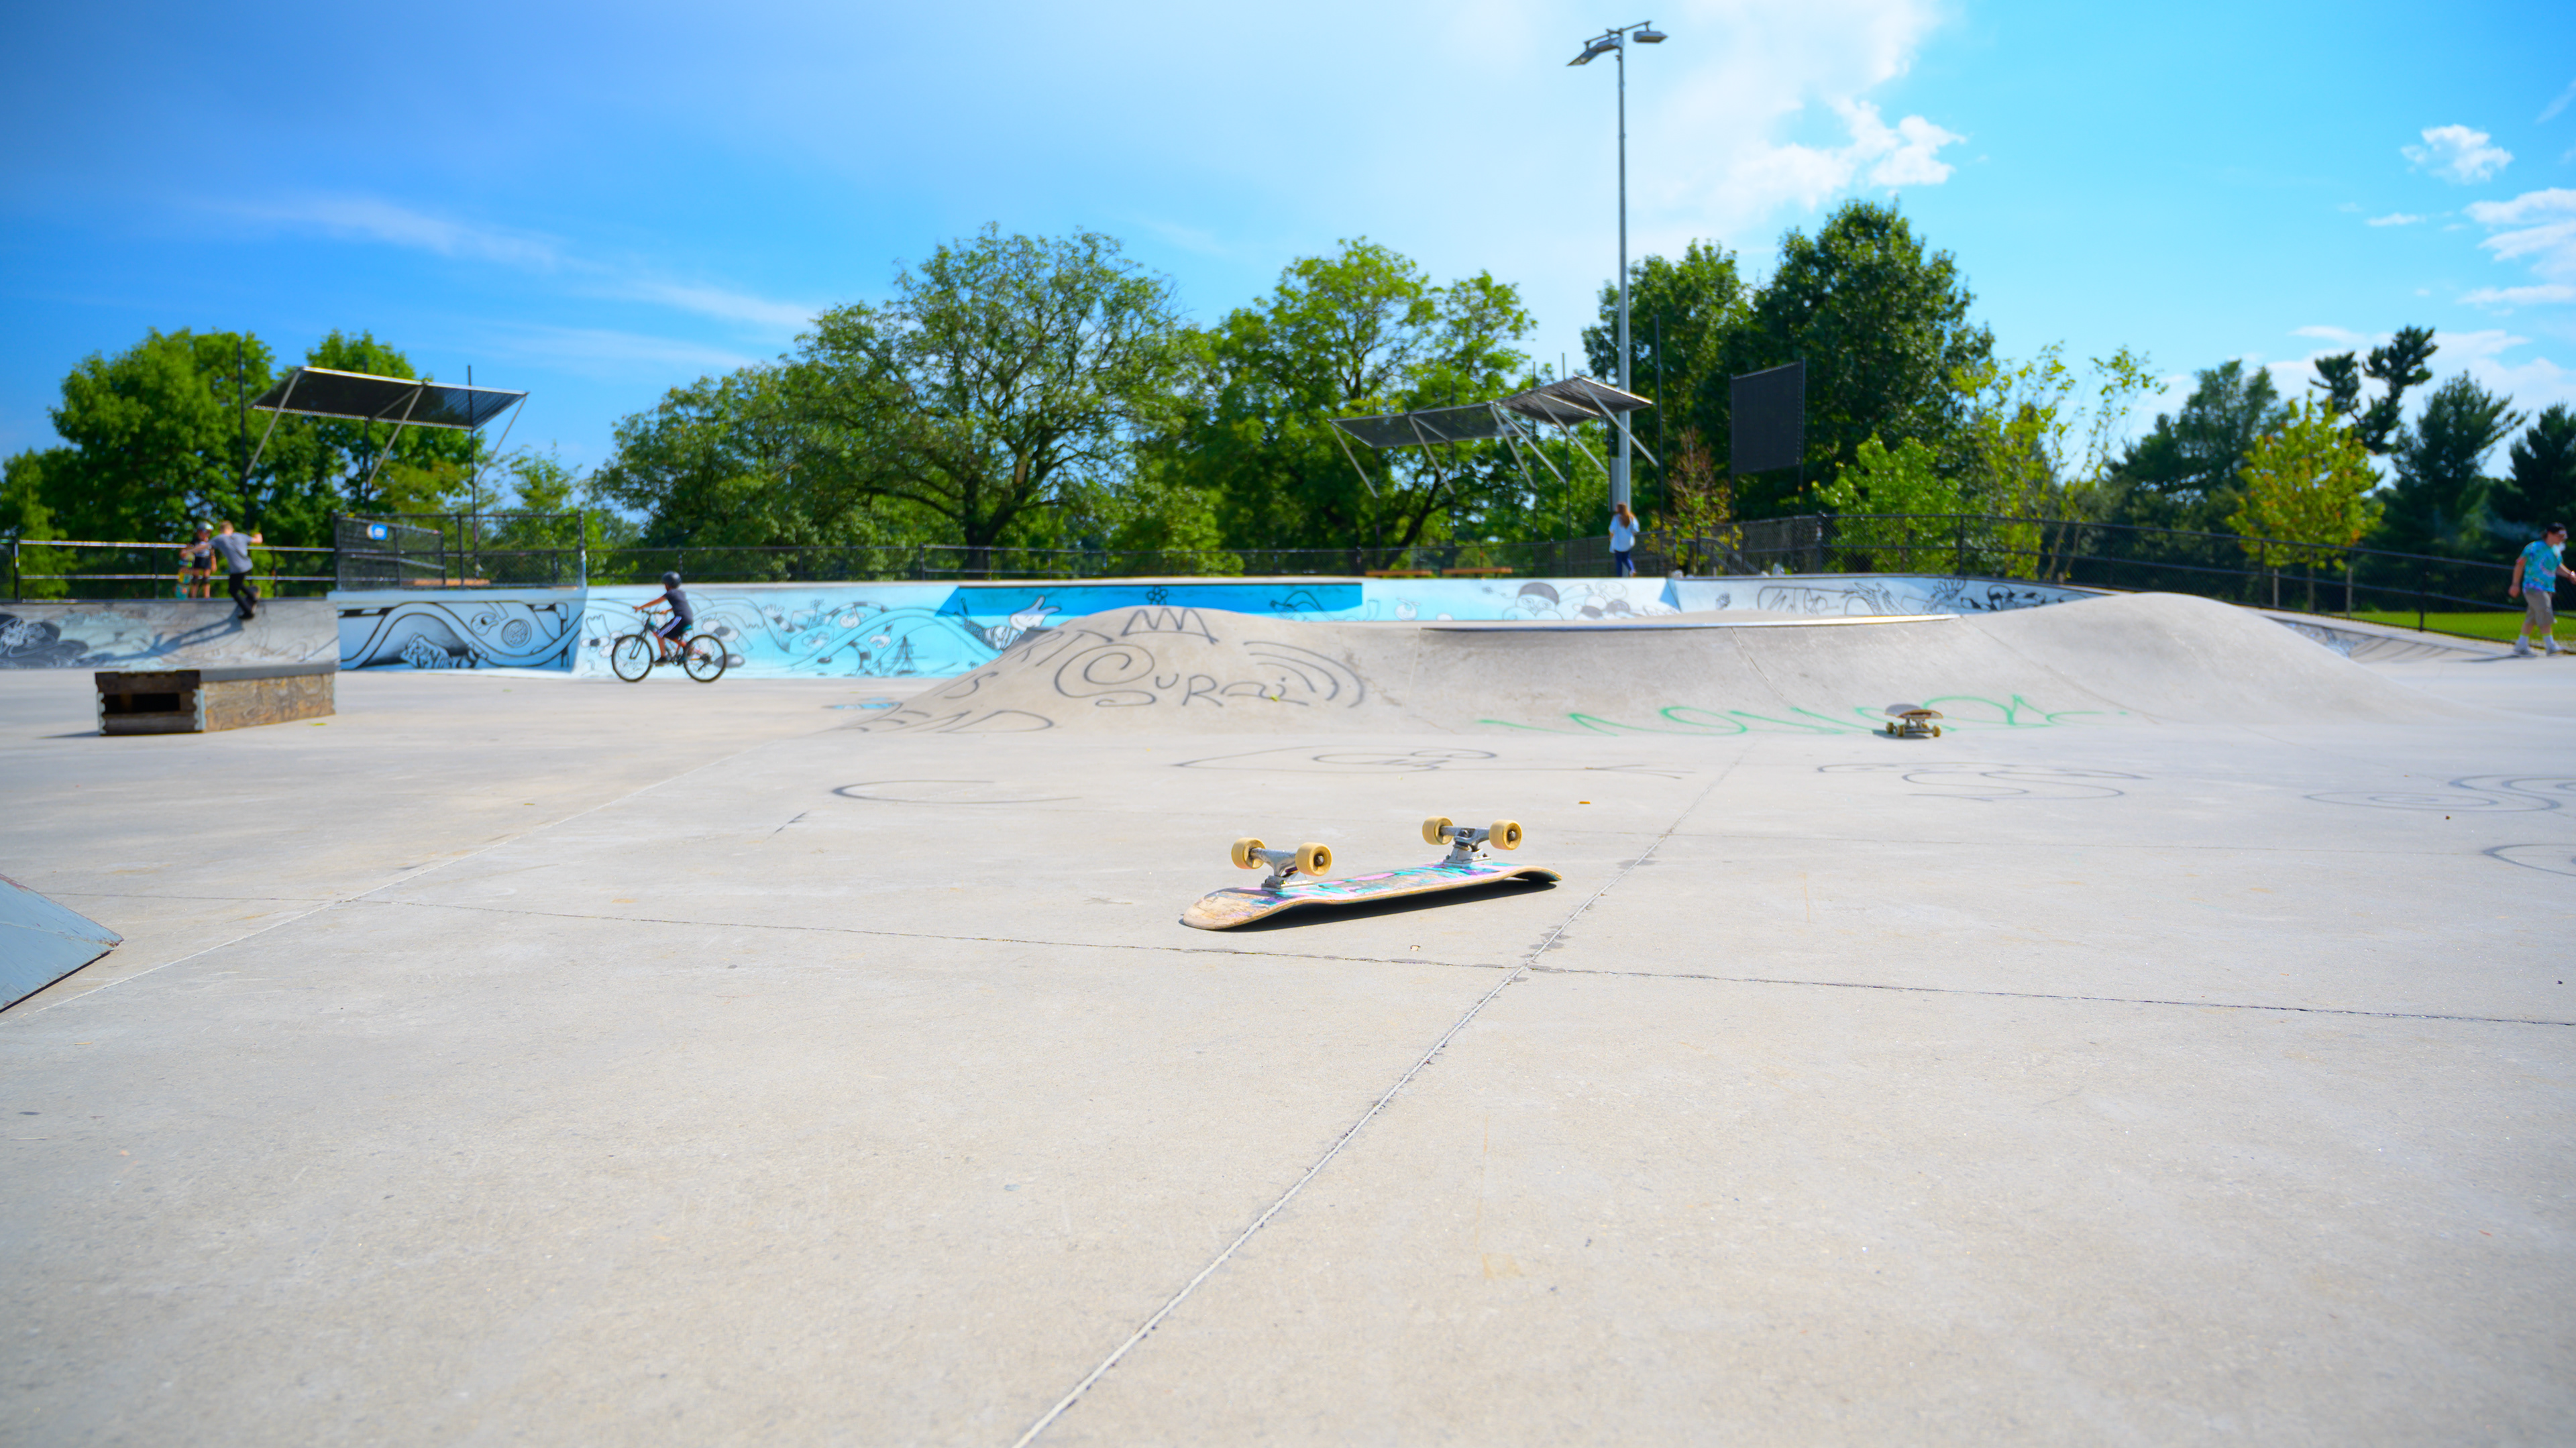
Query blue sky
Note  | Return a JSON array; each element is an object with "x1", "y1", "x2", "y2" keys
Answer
[{"x1": 4, "y1": 0, "x2": 2571, "y2": 480}]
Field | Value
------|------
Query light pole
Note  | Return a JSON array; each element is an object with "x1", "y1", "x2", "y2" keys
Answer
[{"x1": 1568, "y1": 19, "x2": 1665, "y2": 511}]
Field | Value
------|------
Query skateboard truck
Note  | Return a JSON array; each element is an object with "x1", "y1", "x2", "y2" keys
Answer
[
  {"x1": 1231, "y1": 837, "x2": 1334, "y2": 889},
  {"x1": 1421, "y1": 816, "x2": 1525, "y2": 865}
]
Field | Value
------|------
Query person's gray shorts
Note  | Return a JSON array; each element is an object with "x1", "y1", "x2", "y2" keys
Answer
[{"x1": 2528, "y1": 588, "x2": 2557, "y2": 633}]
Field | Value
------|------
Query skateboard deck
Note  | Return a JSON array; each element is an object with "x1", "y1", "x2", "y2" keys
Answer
[{"x1": 1182, "y1": 858, "x2": 1561, "y2": 930}]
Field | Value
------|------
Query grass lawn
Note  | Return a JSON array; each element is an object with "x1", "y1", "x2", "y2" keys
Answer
[{"x1": 2348, "y1": 609, "x2": 2556, "y2": 644}]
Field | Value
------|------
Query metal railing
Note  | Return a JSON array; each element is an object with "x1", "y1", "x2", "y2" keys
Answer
[
  {"x1": 1716, "y1": 514, "x2": 2519, "y2": 628},
  {"x1": 7, "y1": 539, "x2": 337, "y2": 603},
  {"x1": 336, "y1": 512, "x2": 591, "y2": 590},
  {"x1": 7, "y1": 514, "x2": 2526, "y2": 634}
]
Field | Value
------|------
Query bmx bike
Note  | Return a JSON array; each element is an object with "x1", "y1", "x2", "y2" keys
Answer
[{"x1": 609, "y1": 619, "x2": 727, "y2": 683}]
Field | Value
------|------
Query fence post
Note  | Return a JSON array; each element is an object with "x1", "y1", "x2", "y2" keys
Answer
[
  {"x1": 2416, "y1": 562, "x2": 2427, "y2": 633},
  {"x1": 9, "y1": 534, "x2": 17, "y2": 604},
  {"x1": 576, "y1": 512, "x2": 588, "y2": 588},
  {"x1": 1953, "y1": 516, "x2": 1966, "y2": 576}
]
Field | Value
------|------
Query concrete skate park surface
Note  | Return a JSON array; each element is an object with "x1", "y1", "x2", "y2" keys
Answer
[
  {"x1": 3, "y1": 594, "x2": 2571, "y2": 1445},
  {"x1": 0, "y1": 598, "x2": 337, "y2": 669}
]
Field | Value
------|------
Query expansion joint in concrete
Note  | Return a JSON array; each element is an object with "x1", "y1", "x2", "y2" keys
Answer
[{"x1": 1009, "y1": 775, "x2": 1727, "y2": 1445}]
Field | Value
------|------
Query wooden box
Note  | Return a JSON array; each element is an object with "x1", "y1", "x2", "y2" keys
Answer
[{"x1": 96, "y1": 663, "x2": 337, "y2": 734}]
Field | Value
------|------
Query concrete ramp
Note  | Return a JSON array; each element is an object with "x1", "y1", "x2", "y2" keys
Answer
[
  {"x1": 0, "y1": 874, "x2": 119, "y2": 1009},
  {"x1": 849, "y1": 593, "x2": 2465, "y2": 738},
  {"x1": 0, "y1": 599, "x2": 337, "y2": 670}
]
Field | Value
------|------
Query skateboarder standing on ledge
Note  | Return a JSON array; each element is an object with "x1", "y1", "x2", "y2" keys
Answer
[
  {"x1": 209, "y1": 520, "x2": 263, "y2": 622},
  {"x1": 2508, "y1": 522, "x2": 2571, "y2": 657}
]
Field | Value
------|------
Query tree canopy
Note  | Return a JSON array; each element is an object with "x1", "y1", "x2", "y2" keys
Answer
[
  {"x1": 1710, "y1": 200, "x2": 1994, "y2": 517},
  {"x1": 2496, "y1": 404, "x2": 2576, "y2": 531},
  {"x1": 2375, "y1": 372, "x2": 2524, "y2": 555},
  {"x1": 1157, "y1": 239, "x2": 1536, "y2": 553}
]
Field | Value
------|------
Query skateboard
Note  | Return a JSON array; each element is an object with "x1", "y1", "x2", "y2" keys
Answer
[
  {"x1": 1882, "y1": 704, "x2": 1943, "y2": 738},
  {"x1": 1180, "y1": 816, "x2": 1561, "y2": 930}
]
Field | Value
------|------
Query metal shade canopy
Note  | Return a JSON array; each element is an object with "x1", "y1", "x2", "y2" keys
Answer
[
  {"x1": 250, "y1": 367, "x2": 525, "y2": 430},
  {"x1": 241, "y1": 366, "x2": 529, "y2": 500},
  {"x1": 1326, "y1": 377, "x2": 1657, "y2": 504}
]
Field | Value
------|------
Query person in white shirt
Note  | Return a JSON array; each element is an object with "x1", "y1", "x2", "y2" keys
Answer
[{"x1": 1609, "y1": 502, "x2": 1639, "y2": 577}]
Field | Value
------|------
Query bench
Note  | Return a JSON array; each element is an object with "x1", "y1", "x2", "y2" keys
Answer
[
  {"x1": 97, "y1": 663, "x2": 337, "y2": 735},
  {"x1": 1442, "y1": 566, "x2": 1515, "y2": 577},
  {"x1": 1364, "y1": 569, "x2": 1437, "y2": 578}
]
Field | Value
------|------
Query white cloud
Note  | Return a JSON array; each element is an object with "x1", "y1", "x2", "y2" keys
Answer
[
  {"x1": 1839, "y1": 101, "x2": 1965, "y2": 187},
  {"x1": 480, "y1": 325, "x2": 762, "y2": 380},
  {"x1": 2465, "y1": 187, "x2": 2576, "y2": 291},
  {"x1": 2403, "y1": 124, "x2": 2512, "y2": 183},
  {"x1": 2431, "y1": 328, "x2": 2576, "y2": 416},
  {"x1": 2541, "y1": 78, "x2": 2576, "y2": 123},
  {"x1": 244, "y1": 196, "x2": 561, "y2": 269},
  {"x1": 2461, "y1": 284, "x2": 2576, "y2": 309},
  {"x1": 2292, "y1": 325, "x2": 2365, "y2": 345},
  {"x1": 2365, "y1": 212, "x2": 2424, "y2": 227},
  {"x1": 612, "y1": 280, "x2": 814, "y2": 332},
  {"x1": 229, "y1": 193, "x2": 816, "y2": 338}
]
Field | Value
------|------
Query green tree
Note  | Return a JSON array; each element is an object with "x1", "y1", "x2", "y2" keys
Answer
[
  {"x1": 2310, "y1": 325, "x2": 2435, "y2": 456},
  {"x1": 787, "y1": 226, "x2": 1189, "y2": 570},
  {"x1": 2494, "y1": 404, "x2": 2576, "y2": 530},
  {"x1": 38, "y1": 329, "x2": 276, "y2": 542},
  {"x1": 1161, "y1": 238, "x2": 1535, "y2": 553},
  {"x1": 1581, "y1": 239, "x2": 1750, "y2": 508},
  {"x1": 2375, "y1": 373, "x2": 2524, "y2": 555},
  {"x1": 2109, "y1": 359, "x2": 2292, "y2": 531},
  {"x1": 3, "y1": 448, "x2": 74, "y2": 598},
  {"x1": 2231, "y1": 398, "x2": 2380, "y2": 608},
  {"x1": 1710, "y1": 200, "x2": 1994, "y2": 517},
  {"x1": 590, "y1": 366, "x2": 884, "y2": 551}
]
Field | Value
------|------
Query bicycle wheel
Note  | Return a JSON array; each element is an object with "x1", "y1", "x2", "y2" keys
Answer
[
  {"x1": 609, "y1": 634, "x2": 655, "y2": 681},
  {"x1": 682, "y1": 634, "x2": 727, "y2": 683}
]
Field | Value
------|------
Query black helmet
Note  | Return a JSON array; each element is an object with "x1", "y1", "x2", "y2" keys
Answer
[{"x1": 661, "y1": 571, "x2": 682, "y2": 589}]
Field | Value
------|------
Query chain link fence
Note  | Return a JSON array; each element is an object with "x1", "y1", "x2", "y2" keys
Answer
[{"x1": 1719, "y1": 514, "x2": 2518, "y2": 626}]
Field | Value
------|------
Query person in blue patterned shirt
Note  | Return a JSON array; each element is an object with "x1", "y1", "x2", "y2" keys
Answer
[{"x1": 2508, "y1": 522, "x2": 2572, "y2": 656}]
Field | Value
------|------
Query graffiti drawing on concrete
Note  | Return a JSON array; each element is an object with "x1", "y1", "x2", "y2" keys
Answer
[
  {"x1": 1479, "y1": 693, "x2": 2118, "y2": 736},
  {"x1": 1664, "y1": 574, "x2": 2094, "y2": 617},
  {"x1": 337, "y1": 592, "x2": 584, "y2": 669},
  {"x1": 1173, "y1": 746, "x2": 1694, "y2": 779},
  {"x1": 1816, "y1": 762, "x2": 2143, "y2": 801},
  {"x1": 1, "y1": 600, "x2": 338, "y2": 670},
  {"x1": 850, "y1": 606, "x2": 1366, "y2": 733},
  {"x1": 2308, "y1": 775, "x2": 2574, "y2": 813}
]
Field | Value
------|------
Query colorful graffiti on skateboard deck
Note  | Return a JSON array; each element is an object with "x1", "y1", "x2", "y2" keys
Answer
[{"x1": 1181, "y1": 816, "x2": 1560, "y2": 930}]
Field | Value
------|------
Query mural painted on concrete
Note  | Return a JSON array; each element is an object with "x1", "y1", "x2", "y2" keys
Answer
[
  {"x1": 0, "y1": 600, "x2": 337, "y2": 669},
  {"x1": 336, "y1": 591, "x2": 585, "y2": 671},
  {"x1": 569, "y1": 577, "x2": 1684, "y2": 679},
  {"x1": 1669, "y1": 574, "x2": 2098, "y2": 616}
]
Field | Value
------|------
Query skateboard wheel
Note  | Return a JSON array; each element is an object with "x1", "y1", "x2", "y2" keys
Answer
[
  {"x1": 1421, "y1": 815, "x2": 1453, "y2": 846},
  {"x1": 1488, "y1": 820, "x2": 1523, "y2": 851},
  {"x1": 1231, "y1": 836, "x2": 1265, "y2": 869},
  {"x1": 1296, "y1": 842, "x2": 1332, "y2": 877},
  {"x1": 1931, "y1": 725, "x2": 1943, "y2": 737}
]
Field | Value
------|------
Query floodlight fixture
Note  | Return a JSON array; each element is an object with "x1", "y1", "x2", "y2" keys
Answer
[{"x1": 1568, "y1": 20, "x2": 1669, "y2": 508}]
